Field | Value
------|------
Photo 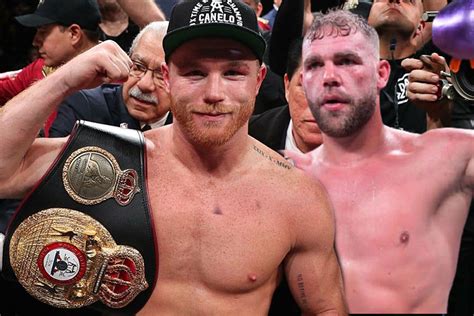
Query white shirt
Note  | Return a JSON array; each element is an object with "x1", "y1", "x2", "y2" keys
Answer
[
  {"x1": 140, "y1": 111, "x2": 170, "y2": 130},
  {"x1": 285, "y1": 119, "x2": 304, "y2": 154}
]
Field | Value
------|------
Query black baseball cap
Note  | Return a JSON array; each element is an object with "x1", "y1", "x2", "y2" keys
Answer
[
  {"x1": 15, "y1": 0, "x2": 101, "y2": 31},
  {"x1": 163, "y1": 0, "x2": 266, "y2": 63}
]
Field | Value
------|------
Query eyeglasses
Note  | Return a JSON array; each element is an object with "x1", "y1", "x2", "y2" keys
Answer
[{"x1": 129, "y1": 60, "x2": 164, "y2": 86}]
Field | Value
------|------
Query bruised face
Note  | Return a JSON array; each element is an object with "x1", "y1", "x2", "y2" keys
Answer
[
  {"x1": 302, "y1": 31, "x2": 389, "y2": 138},
  {"x1": 122, "y1": 32, "x2": 170, "y2": 124},
  {"x1": 163, "y1": 38, "x2": 266, "y2": 147},
  {"x1": 285, "y1": 65, "x2": 322, "y2": 152}
]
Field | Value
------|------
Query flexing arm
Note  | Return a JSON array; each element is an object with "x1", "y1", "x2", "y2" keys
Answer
[
  {"x1": 116, "y1": 0, "x2": 166, "y2": 28},
  {"x1": 0, "y1": 41, "x2": 131, "y2": 198},
  {"x1": 285, "y1": 175, "x2": 347, "y2": 315}
]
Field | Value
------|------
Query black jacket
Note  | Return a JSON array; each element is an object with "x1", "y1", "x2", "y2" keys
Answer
[{"x1": 50, "y1": 84, "x2": 172, "y2": 137}]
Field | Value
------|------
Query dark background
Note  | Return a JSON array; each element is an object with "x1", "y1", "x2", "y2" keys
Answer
[{"x1": 0, "y1": 0, "x2": 275, "y2": 72}]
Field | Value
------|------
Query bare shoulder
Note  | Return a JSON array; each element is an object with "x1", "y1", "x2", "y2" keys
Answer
[
  {"x1": 250, "y1": 140, "x2": 336, "y2": 250},
  {"x1": 249, "y1": 138, "x2": 332, "y2": 215},
  {"x1": 415, "y1": 128, "x2": 474, "y2": 154},
  {"x1": 143, "y1": 125, "x2": 170, "y2": 157}
]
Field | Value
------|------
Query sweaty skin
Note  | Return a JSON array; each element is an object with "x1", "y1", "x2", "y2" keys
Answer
[
  {"x1": 296, "y1": 25, "x2": 474, "y2": 313},
  {"x1": 0, "y1": 40, "x2": 346, "y2": 315},
  {"x1": 301, "y1": 129, "x2": 473, "y2": 313}
]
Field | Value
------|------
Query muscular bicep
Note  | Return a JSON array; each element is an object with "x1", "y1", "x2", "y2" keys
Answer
[
  {"x1": 284, "y1": 181, "x2": 347, "y2": 315},
  {"x1": 0, "y1": 137, "x2": 66, "y2": 198}
]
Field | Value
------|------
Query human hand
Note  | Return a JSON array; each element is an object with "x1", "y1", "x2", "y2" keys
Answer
[
  {"x1": 57, "y1": 41, "x2": 132, "y2": 93},
  {"x1": 402, "y1": 53, "x2": 452, "y2": 123},
  {"x1": 402, "y1": 53, "x2": 450, "y2": 102}
]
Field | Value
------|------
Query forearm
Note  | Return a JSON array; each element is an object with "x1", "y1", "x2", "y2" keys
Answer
[
  {"x1": 116, "y1": 0, "x2": 166, "y2": 28},
  {"x1": 0, "y1": 67, "x2": 72, "y2": 180}
]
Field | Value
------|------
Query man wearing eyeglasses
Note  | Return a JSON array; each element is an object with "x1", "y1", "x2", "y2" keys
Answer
[{"x1": 49, "y1": 21, "x2": 172, "y2": 137}]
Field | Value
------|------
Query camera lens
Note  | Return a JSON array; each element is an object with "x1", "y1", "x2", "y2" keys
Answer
[{"x1": 452, "y1": 60, "x2": 474, "y2": 101}]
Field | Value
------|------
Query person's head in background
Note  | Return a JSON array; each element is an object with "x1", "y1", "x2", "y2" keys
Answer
[
  {"x1": 285, "y1": 38, "x2": 322, "y2": 153},
  {"x1": 241, "y1": 0, "x2": 263, "y2": 16},
  {"x1": 15, "y1": 0, "x2": 101, "y2": 67},
  {"x1": 123, "y1": 21, "x2": 171, "y2": 125},
  {"x1": 368, "y1": 0, "x2": 425, "y2": 57}
]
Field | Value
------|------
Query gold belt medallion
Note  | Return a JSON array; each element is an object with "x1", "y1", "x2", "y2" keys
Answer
[
  {"x1": 62, "y1": 146, "x2": 140, "y2": 206},
  {"x1": 9, "y1": 208, "x2": 148, "y2": 309}
]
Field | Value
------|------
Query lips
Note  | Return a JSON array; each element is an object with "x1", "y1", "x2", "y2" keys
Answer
[
  {"x1": 322, "y1": 95, "x2": 348, "y2": 105},
  {"x1": 194, "y1": 111, "x2": 229, "y2": 117}
]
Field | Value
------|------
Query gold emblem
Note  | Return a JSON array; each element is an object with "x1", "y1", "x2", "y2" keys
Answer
[
  {"x1": 63, "y1": 147, "x2": 140, "y2": 206},
  {"x1": 9, "y1": 208, "x2": 148, "y2": 309}
]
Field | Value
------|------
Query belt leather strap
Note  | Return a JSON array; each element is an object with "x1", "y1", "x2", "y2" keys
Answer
[{"x1": 2, "y1": 120, "x2": 157, "y2": 315}]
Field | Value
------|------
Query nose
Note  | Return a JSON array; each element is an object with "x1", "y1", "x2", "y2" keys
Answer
[
  {"x1": 388, "y1": 0, "x2": 400, "y2": 3},
  {"x1": 322, "y1": 62, "x2": 341, "y2": 88},
  {"x1": 203, "y1": 74, "x2": 225, "y2": 105},
  {"x1": 32, "y1": 31, "x2": 42, "y2": 48},
  {"x1": 136, "y1": 70, "x2": 156, "y2": 92}
]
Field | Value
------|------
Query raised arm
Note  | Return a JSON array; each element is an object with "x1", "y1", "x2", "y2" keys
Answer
[
  {"x1": 285, "y1": 175, "x2": 347, "y2": 315},
  {"x1": 116, "y1": 0, "x2": 166, "y2": 28},
  {"x1": 0, "y1": 41, "x2": 131, "y2": 198}
]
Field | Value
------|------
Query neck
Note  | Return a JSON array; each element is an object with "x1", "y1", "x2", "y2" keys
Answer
[
  {"x1": 320, "y1": 107, "x2": 387, "y2": 166},
  {"x1": 378, "y1": 32, "x2": 417, "y2": 60},
  {"x1": 170, "y1": 123, "x2": 251, "y2": 177},
  {"x1": 99, "y1": 6, "x2": 129, "y2": 36}
]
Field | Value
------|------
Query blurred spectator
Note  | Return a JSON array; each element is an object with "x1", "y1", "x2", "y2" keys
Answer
[
  {"x1": 116, "y1": 0, "x2": 165, "y2": 28},
  {"x1": 50, "y1": 21, "x2": 172, "y2": 137},
  {"x1": 240, "y1": 0, "x2": 271, "y2": 31},
  {"x1": 155, "y1": 0, "x2": 179, "y2": 19},
  {"x1": 0, "y1": 0, "x2": 101, "y2": 137},
  {"x1": 262, "y1": 0, "x2": 281, "y2": 29},
  {"x1": 250, "y1": 38, "x2": 322, "y2": 154},
  {"x1": 98, "y1": 0, "x2": 139, "y2": 52}
]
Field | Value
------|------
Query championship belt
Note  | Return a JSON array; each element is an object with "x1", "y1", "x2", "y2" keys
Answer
[{"x1": 1, "y1": 121, "x2": 157, "y2": 315}]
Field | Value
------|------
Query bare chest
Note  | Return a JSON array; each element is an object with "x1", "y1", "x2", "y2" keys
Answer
[
  {"x1": 315, "y1": 156, "x2": 464, "y2": 258},
  {"x1": 145, "y1": 162, "x2": 292, "y2": 292}
]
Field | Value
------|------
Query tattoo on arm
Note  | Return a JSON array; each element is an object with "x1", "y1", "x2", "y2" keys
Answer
[
  {"x1": 297, "y1": 273, "x2": 308, "y2": 307},
  {"x1": 252, "y1": 145, "x2": 292, "y2": 170}
]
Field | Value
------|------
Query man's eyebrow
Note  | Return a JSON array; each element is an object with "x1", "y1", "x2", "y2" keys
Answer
[
  {"x1": 334, "y1": 51, "x2": 362, "y2": 60},
  {"x1": 303, "y1": 55, "x2": 322, "y2": 66},
  {"x1": 226, "y1": 61, "x2": 251, "y2": 68}
]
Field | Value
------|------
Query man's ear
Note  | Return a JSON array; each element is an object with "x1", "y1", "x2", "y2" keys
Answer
[
  {"x1": 255, "y1": 63, "x2": 267, "y2": 95},
  {"x1": 284, "y1": 73, "x2": 290, "y2": 102},
  {"x1": 68, "y1": 24, "x2": 82, "y2": 45},
  {"x1": 256, "y1": 2, "x2": 263, "y2": 16},
  {"x1": 161, "y1": 62, "x2": 171, "y2": 94},
  {"x1": 415, "y1": 20, "x2": 425, "y2": 37},
  {"x1": 377, "y1": 59, "x2": 391, "y2": 90}
]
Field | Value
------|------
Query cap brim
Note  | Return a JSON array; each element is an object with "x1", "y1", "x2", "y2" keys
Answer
[
  {"x1": 15, "y1": 14, "x2": 56, "y2": 27},
  {"x1": 163, "y1": 23, "x2": 266, "y2": 62}
]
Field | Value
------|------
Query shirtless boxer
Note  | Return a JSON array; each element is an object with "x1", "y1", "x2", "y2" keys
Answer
[
  {"x1": 289, "y1": 10, "x2": 474, "y2": 313},
  {"x1": 0, "y1": 0, "x2": 346, "y2": 315}
]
